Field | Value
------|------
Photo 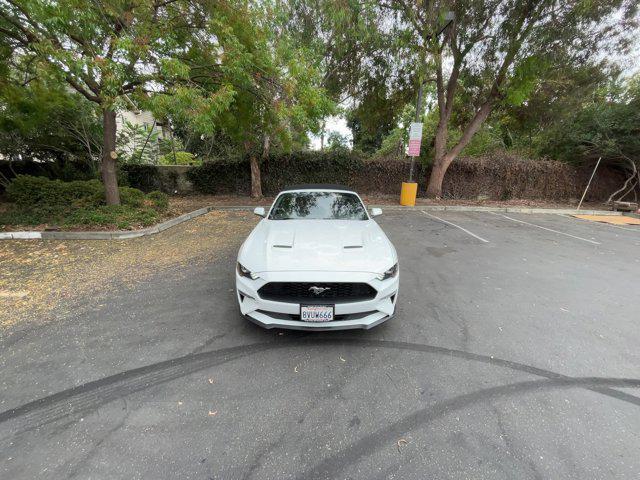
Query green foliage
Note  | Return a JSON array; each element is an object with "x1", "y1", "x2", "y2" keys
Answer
[
  {"x1": 120, "y1": 165, "x2": 161, "y2": 192},
  {"x1": 117, "y1": 121, "x2": 159, "y2": 165},
  {"x1": 187, "y1": 151, "x2": 366, "y2": 195},
  {"x1": 145, "y1": 191, "x2": 169, "y2": 212},
  {"x1": 64, "y1": 205, "x2": 161, "y2": 229},
  {"x1": 118, "y1": 187, "x2": 146, "y2": 208},
  {"x1": 1, "y1": 176, "x2": 168, "y2": 229},
  {"x1": 159, "y1": 137, "x2": 184, "y2": 156},
  {"x1": 326, "y1": 132, "x2": 349, "y2": 151},
  {"x1": 503, "y1": 56, "x2": 550, "y2": 107},
  {"x1": 7, "y1": 175, "x2": 103, "y2": 207},
  {"x1": 540, "y1": 75, "x2": 640, "y2": 164},
  {"x1": 158, "y1": 151, "x2": 198, "y2": 165},
  {"x1": 0, "y1": 77, "x2": 101, "y2": 163}
]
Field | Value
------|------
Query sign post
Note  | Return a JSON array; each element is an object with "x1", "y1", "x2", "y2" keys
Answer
[
  {"x1": 399, "y1": 11, "x2": 454, "y2": 207},
  {"x1": 401, "y1": 121, "x2": 423, "y2": 206},
  {"x1": 408, "y1": 122, "x2": 423, "y2": 160}
]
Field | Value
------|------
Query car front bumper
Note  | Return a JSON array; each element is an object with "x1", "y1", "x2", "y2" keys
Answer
[{"x1": 236, "y1": 271, "x2": 399, "y2": 331}]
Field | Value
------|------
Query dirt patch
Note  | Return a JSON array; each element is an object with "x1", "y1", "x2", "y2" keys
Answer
[
  {"x1": 0, "y1": 210, "x2": 256, "y2": 328},
  {"x1": 169, "y1": 195, "x2": 275, "y2": 213}
]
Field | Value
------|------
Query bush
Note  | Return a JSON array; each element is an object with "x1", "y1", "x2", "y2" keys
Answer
[
  {"x1": 145, "y1": 191, "x2": 169, "y2": 211},
  {"x1": 0, "y1": 159, "x2": 96, "y2": 194},
  {"x1": 7, "y1": 175, "x2": 103, "y2": 207},
  {"x1": 120, "y1": 164, "x2": 161, "y2": 192},
  {"x1": 159, "y1": 151, "x2": 199, "y2": 165},
  {"x1": 65, "y1": 205, "x2": 161, "y2": 229},
  {"x1": 186, "y1": 157, "x2": 249, "y2": 194},
  {"x1": 187, "y1": 150, "x2": 366, "y2": 195},
  {"x1": 1, "y1": 175, "x2": 169, "y2": 229},
  {"x1": 119, "y1": 186, "x2": 146, "y2": 207}
]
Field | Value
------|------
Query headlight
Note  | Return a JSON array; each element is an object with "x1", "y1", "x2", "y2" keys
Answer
[
  {"x1": 377, "y1": 263, "x2": 398, "y2": 280},
  {"x1": 237, "y1": 262, "x2": 259, "y2": 280}
]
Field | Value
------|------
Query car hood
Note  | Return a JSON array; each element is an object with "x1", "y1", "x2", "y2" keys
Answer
[{"x1": 239, "y1": 219, "x2": 396, "y2": 274}]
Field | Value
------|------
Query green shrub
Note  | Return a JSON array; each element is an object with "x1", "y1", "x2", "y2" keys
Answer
[
  {"x1": 119, "y1": 186, "x2": 146, "y2": 207},
  {"x1": 159, "y1": 151, "x2": 199, "y2": 165},
  {"x1": 145, "y1": 191, "x2": 169, "y2": 211},
  {"x1": 7, "y1": 175, "x2": 103, "y2": 207},
  {"x1": 187, "y1": 151, "x2": 366, "y2": 195},
  {"x1": 120, "y1": 164, "x2": 161, "y2": 192},
  {"x1": 65, "y1": 205, "x2": 160, "y2": 228},
  {"x1": 1, "y1": 175, "x2": 167, "y2": 229}
]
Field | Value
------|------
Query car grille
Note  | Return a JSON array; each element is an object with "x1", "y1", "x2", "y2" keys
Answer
[
  {"x1": 256, "y1": 310, "x2": 378, "y2": 322},
  {"x1": 257, "y1": 282, "x2": 377, "y2": 304}
]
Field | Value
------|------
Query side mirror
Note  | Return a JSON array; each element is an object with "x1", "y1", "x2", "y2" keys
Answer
[
  {"x1": 254, "y1": 207, "x2": 266, "y2": 217},
  {"x1": 370, "y1": 208, "x2": 382, "y2": 218}
]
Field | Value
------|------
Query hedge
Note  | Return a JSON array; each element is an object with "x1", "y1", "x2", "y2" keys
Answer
[
  {"x1": 6, "y1": 175, "x2": 168, "y2": 209},
  {"x1": 183, "y1": 151, "x2": 625, "y2": 201},
  {"x1": 2, "y1": 151, "x2": 628, "y2": 201},
  {"x1": 185, "y1": 151, "x2": 369, "y2": 195},
  {"x1": 1, "y1": 175, "x2": 170, "y2": 229},
  {"x1": 0, "y1": 158, "x2": 95, "y2": 193}
]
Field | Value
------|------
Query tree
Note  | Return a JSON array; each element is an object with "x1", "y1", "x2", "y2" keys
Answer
[
  {"x1": 175, "y1": 1, "x2": 334, "y2": 198},
  {"x1": 367, "y1": 0, "x2": 638, "y2": 197},
  {"x1": 0, "y1": 0, "x2": 236, "y2": 204},
  {"x1": 0, "y1": 73, "x2": 101, "y2": 164},
  {"x1": 541, "y1": 74, "x2": 640, "y2": 203},
  {"x1": 284, "y1": 0, "x2": 417, "y2": 153},
  {"x1": 326, "y1": 131, "x2": 349, "y2": 151}
]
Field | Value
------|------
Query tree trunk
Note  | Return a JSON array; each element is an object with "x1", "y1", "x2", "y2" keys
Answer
[
  {"x1": 426, "y1": 101, "x2": 493, "y2": 198},
  {"x1": 101, "y1": 108, "x2": 120, "y2": 205},
  {"x1": 427, "y1": 117, "x2": 450, "y2": 198},
  {"x1": 246, "y1": 141, "x2": 262, "y2": 199},
  {"x1": 426, "y1": 155, "x2": 452, "y2": 198}
]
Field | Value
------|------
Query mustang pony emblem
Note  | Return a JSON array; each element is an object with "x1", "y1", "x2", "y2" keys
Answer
[{"x1": 309, "y1": 286, "x2": 331, "y2": 295}]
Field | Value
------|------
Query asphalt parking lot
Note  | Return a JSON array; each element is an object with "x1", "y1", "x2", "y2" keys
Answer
[{"x1": 1, "y1": 209, "x2": 640, "y2": 479}]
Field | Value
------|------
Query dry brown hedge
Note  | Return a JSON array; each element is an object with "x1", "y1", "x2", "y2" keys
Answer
[
  {"x1": 120, "y1": 151, "x2": 627, "y2": 201},
  {"x1": 356, "y1": 153, "x2": 625, "y2": 201}
]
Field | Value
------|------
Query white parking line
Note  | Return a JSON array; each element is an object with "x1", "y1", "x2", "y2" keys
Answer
[
  {"x1": 489, "y1": 212, "x2": 601, "y2": 245},
  {"x1": 420, "y1": 211, "x2": 489, "y2": 243}
]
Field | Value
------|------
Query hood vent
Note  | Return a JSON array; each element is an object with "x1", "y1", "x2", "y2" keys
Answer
[
  {"x1": 343, "y1": 245, "x2": 363, "y2": 249},
  {"x1": 273, "y1": 244, "x2": 292, "y2": 249}
]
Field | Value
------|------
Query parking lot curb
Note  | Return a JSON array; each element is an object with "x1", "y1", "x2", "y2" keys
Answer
[
  {"x1": 0, "y1": 204, "x2": 622, "y2": 240},
  {"x1": 372, "y1": 205, "x2": 620, "y2": 216},
  {"x1": 0, "y1": 206, "x2": 215, "y2": 240}
]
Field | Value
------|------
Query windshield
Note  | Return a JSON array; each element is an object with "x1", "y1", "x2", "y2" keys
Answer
[{"x1": 269, "y1": 191, "x2": 369, "y2": 220}]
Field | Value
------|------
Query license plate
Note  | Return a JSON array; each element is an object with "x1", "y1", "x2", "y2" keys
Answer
[{"x1": 300, "y1": 305, "x2": 334, "y2": 322}]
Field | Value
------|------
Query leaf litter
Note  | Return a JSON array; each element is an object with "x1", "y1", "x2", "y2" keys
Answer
[{"x1": 0, "y1": 210, "x2": 255, "y2": 328}]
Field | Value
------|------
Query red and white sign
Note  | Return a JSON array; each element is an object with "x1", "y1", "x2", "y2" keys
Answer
[{"x1": 407, "y1": 122, "x2": 423, "y2": 157}]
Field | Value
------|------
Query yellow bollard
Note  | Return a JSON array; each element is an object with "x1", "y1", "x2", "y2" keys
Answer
[{"x1": 400, "y1": 182, "x2": 417, "y2": 206}]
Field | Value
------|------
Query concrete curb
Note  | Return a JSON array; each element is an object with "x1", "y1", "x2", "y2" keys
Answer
[
  {"x1": 372, "y1": 205, "x2": 620, "y2": 215},
  {"x1": 0, "y1": 206, "x2": 214, "y2": 240},
  {"x1": 0, "y1": 204, "x2": 623, "y2": 240}
]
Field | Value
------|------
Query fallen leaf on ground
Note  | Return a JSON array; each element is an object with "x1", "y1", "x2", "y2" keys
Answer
[
  {"x1": 208, "y1": 410, "x2": 218, "y2": 416},
  {"x1": 397, "y1": 438, "x2": 408, "y2": 453},
  {"x1": 0, "y1": 290, "x2": 28, "y2": 298}
]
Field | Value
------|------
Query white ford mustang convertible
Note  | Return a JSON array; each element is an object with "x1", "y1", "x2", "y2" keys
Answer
[{"x1": 235, "y1": 185, "x2": 399, "y2": 330}]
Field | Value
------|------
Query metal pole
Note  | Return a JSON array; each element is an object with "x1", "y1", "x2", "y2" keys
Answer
[
  {"x1": 408, "y1": 81, "x2": 423, "y2": 183},
  {"x1": 577, "y1": 156, "x2": 602, "y2": 211}
]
